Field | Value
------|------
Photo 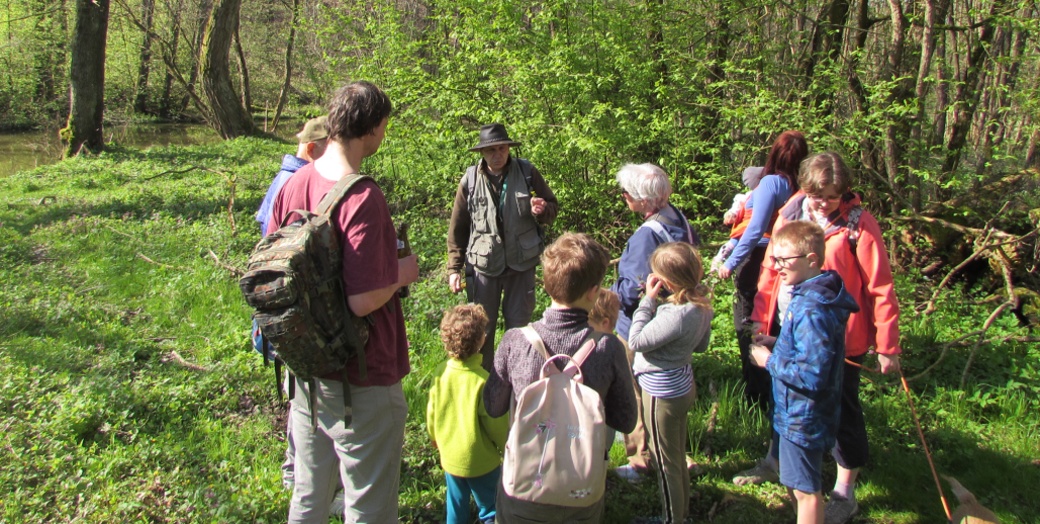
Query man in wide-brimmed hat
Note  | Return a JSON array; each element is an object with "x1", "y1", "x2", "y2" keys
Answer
[{"x1": 447, "y1": 123, "x2": 559, "y2": 370}]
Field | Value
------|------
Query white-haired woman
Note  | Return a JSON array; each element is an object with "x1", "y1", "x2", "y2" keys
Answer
[{"x1": 609, "y1": 163, "x2": 699, "y2": 481}]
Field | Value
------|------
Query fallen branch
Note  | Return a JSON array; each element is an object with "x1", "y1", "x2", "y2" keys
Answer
[
  {"x1": 961, "y1": 301, "x2": 1015, "y2": 389},
  {"x1": 162, "y1": 350, "x2": 207, "y2": 372},
  {"x1": 136, "y1": 252, "x2": 189, "y2": 271},
  {"x1": 206, "y1": 249, "x2": 244, "y2": 277}
]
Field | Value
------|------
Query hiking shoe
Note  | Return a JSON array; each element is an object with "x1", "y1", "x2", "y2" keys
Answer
[
  {"x1": 824, "y1": 493, "x2": 859, "y2": 524},
  {"x1": 614, "y1": 464, "x2": 647, "y2": 483},
  {"x1": 731, "y1": 460, "x2": 779, "y2": 486}
]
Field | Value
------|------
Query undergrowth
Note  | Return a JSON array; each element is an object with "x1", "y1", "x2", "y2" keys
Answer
[{"x1": 0, "y1": 139, "x2": 1036, "y2": 523}]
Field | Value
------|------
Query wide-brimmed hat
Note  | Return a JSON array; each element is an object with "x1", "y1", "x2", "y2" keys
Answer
[
  {"x1": 296, "y1": 116, "x2": 329, "y2": 143},
  {"x1": 468, "y1": 123, "x2": 522, "y2": 152}
]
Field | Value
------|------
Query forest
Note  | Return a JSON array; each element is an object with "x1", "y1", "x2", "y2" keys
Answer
[{"x1": 0, "y1": 0, "x2": 1038, "y2": 522}]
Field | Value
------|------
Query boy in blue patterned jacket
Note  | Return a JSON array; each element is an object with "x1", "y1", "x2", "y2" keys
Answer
[{"x1": 749, "y1": 221, "x2": 858, "y2": 524}]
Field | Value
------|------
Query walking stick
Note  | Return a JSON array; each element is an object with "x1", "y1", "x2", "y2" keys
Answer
[{"x1": 844, "y1": 358, "x2": 953, "y2": 521}]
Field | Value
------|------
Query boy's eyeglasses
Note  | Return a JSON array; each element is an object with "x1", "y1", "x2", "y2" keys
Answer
[{"x1": 770, "y1": 254, "x2": 809, "y2": 268}]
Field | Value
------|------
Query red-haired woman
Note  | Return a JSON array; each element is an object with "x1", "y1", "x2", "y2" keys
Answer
[{"x1": 715, "y1": 131, "x2": 808, "y2": 414}]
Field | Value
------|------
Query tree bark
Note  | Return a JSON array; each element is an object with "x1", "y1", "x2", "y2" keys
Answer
[
  {"x1": 181, "y1": 0, "x2": 212, "y2": 114},
  {"x1": 200, "y1": 0, "x2": 257, "y2": 138},
  {"x1": 882, "y1": 0, "x2": 909, "y2": 211},
  {"x1": 941, "y1": 0, "x2": 1009, "y2": 176},
  {"x1": 271, "y1": 0, "x2": 300, "y2": 132},
  {"x1": 159, "y1": 0, "x2": 182, "y2": 118},
  {"x1": 61, "y1": 0, "x2": 110, "y2": 157},
  {"x1": 133, "y1": 0, "x2": 156, "y2": 114},
  {"x1": 233, "y1": 24, "x2": 251, "y2": 113}
]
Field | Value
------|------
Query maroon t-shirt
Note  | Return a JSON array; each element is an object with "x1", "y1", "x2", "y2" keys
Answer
[{"x1": 269, "y1": 163, "x2": 409, "y2": 386}]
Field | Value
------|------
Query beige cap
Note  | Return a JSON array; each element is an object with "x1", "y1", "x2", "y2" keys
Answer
[{"x1": 296, "y1": 116, "x2": 329, "y2": 143}]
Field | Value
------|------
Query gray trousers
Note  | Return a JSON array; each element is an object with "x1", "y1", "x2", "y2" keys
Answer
[
  {"x1": 466, "y1": 265, "x2": 537, "y2": 371},
  {"x1": 287, "y1": 377, "x2": 407, "y2": 524}
]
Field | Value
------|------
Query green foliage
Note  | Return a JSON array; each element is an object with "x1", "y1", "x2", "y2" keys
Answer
[{"x1": 2, "y1": 100, "x2": 1039, "y2": 524}]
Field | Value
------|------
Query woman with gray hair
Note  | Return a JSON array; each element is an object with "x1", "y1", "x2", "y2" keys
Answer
[{"x1": 609, "y1": 163, "x2": 699, "y2": 482}]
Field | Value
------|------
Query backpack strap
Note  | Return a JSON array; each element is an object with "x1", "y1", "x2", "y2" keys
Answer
[
  {"x1": 520, "y1": 325, "x2": 550, "y2": 361},
  {"x1": 315, "y1": 173, "x2": 373, "y2": 216},
  {"x1": 640, "y1": 219, "x2": 674, "y2": 243},
  {"x1": 520, "y1": 324, "x2": 597, "y2": 371}
]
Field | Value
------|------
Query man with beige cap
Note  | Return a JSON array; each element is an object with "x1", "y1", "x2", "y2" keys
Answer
[{"x1": 255, "y1": 116, "x2": 330, "y2": 235}]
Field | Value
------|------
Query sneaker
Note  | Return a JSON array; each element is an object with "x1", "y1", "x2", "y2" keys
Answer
[
  {"x1": 731, "y1": 460, "x2": 779, "y2": 486},
  {"x1": 823, "y1": 493, "x2": 859, "y2": 524},
  {"x1": 329, "y1": 490, "x2": 345, "y2": 518},
  {"x1": 614, "y1": 464, "x2": 647, "y2": 483}
]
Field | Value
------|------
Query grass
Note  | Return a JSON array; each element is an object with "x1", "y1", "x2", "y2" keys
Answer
[{"x1": 1, "y1": 138, "x2": 1038, "y2": 523}]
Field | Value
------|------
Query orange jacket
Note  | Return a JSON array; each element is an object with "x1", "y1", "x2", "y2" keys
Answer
[{"x1": 751, "y1": 192, "x2": 901, "y2": 357}]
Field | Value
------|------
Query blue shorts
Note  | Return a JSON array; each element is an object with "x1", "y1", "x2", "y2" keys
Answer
[{"x1": 778, "y1": 436, "x2": 823, "y2": 493}]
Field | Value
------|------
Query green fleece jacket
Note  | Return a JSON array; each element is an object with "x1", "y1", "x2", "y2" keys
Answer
[{"x1": 426, "y1": 353, "x2": 509, "y2": 477}]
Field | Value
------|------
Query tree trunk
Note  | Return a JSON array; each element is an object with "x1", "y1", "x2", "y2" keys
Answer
[
  {"x1": 1026, "y1": 127, "x2": 1040, "y2": 169},
  {"x1": 883, "y1": 0, "x2": 908, "y2": 211},
  {"x1": 61, "y1": 0, "x2": 110, "y2": 157},
  {"x1": 159, "y1": 0, "x2": 182, "y2": 118},
  {"x1": 271, "y1": 0, "x2": 300, "y2": 132},
  {"x1": 133, "y1": 0, "x2": 156, "y2": 114},
  {"x1": 181, "y1": 0, "x2": 212, "y2": 114},
  {"x1": 200, "y1": 0, "x2": 257, "y2": 138},
  {"x1": 233, "y1": 24, "x2": 251, "y2": 113},
  {"x1": 941, "y1": 0, "x2": 1008, "y2": 176}
]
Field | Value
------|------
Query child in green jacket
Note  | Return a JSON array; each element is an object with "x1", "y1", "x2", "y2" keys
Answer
[{"x1": 427, "y1": 304, "x2": 510, "y2": 524}]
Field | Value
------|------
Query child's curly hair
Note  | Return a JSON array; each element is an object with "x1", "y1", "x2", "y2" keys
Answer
[{"x1": 439, "y1": 303, "x2": 489, "y2": 360}]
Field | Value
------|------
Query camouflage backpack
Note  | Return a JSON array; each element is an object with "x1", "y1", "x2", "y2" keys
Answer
[{"x1": 239, "y1": 173, "x2": 372, "y2": 427}]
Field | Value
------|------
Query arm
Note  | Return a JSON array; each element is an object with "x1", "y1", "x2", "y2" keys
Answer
[
  {"x1": 766, "y1": 309, "x2": 842, "y2": 393},
  {"x1": 348, "y1": 255, "x2": 418, "y2": 316},
  {"x1": 482, "y1": 331, "x2": 517, "y2": 418},
  {"x1": 855, "y1": 212, "x2": 902, "y2": 372},
  {"x1": 528, "y1": 165, "x2": 558, "y2": 225},
  {"x1": 723, "y1": 176, "x2": 788, "y2": 272},
  {"x1": 628, "y1": 298, "x2": 687, "y2": 353},
  {"x1": 749, "y1": 217, "x2": 785, "y2": 331},
  {"x1": 426, "y1": 378, "x2": 438, "y2": 446},
  {"x1": 612, "y1": 227, "x2": 657, "y2": 321},
  {"x1": 446, "y1": 179, "x2": 470, "y2": 274},
  {"x1": 479, "y1": 383, "x2": 510, "y2": 453}
]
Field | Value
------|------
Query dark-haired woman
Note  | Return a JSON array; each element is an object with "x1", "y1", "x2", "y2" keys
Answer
[{"x1": 716, "y1": 131, "x2": 808, "y2": 417}]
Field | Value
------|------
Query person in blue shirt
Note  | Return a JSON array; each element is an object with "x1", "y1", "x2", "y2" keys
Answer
[{"x1": 255, "y1": 115, "x2": 329, "y2": 235}]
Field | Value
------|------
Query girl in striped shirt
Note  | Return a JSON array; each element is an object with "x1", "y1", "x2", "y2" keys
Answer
[{"x1": 627, "y1": 242, "x2": 714, "y2": 523}]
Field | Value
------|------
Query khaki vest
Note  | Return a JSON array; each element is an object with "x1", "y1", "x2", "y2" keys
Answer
[{"x1": 465, "y1": 158, "x2": 543, "y2": 276}]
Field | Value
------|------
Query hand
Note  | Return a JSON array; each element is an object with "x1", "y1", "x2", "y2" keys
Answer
[
  {"x1": 398, "y1": 254, "x2": 419, "y2": 287},
  {"x1": 448, "y1": 272, "x2": 463, "y2": 294},
  {"x1": 878, "y1": 353, "x2": 901, "y2": 375},
  {"x1": 750, "y1": 344, "x2": 771, "y2": 367},
  {"x1": 645, "y1": 273, "x2": 666, "y2": 300},
  {"x1": 717, "y1": 266, "x2": 732, "y2": 279},
  {"x1": 530, "y1": 196, "x2": 546, "y2": 216},
  {"x1": 752, "y1": 333, "x2": 776, "y2": 349}
]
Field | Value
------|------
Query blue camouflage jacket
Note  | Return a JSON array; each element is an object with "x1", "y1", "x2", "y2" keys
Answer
[{"x1": 767, "y1": 270, "x2": 859, "y2": 450}]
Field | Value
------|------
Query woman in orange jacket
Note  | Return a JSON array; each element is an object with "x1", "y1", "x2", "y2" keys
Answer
[{"x1": 749, "y1": 152, "x2": 902, "y2": 524}]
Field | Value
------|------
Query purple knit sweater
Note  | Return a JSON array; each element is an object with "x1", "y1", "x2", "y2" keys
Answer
[{"x1": 483, "y1": 307, "x2": 638, "y2": 434}]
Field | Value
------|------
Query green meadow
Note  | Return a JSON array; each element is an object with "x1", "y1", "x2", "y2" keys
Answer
[{"x1": 1, "y1": 138, "x2": 1037, "y2": 523}]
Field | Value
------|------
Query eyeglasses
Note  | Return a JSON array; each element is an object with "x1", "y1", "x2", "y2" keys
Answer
[{"x1": 770, "y1": 254, "x2": 809, "y2": 268}]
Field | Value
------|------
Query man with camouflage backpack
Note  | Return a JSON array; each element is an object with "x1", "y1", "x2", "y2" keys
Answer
[{"x1": 267, "y1": 81, "x2": 418, "y2": 523}]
